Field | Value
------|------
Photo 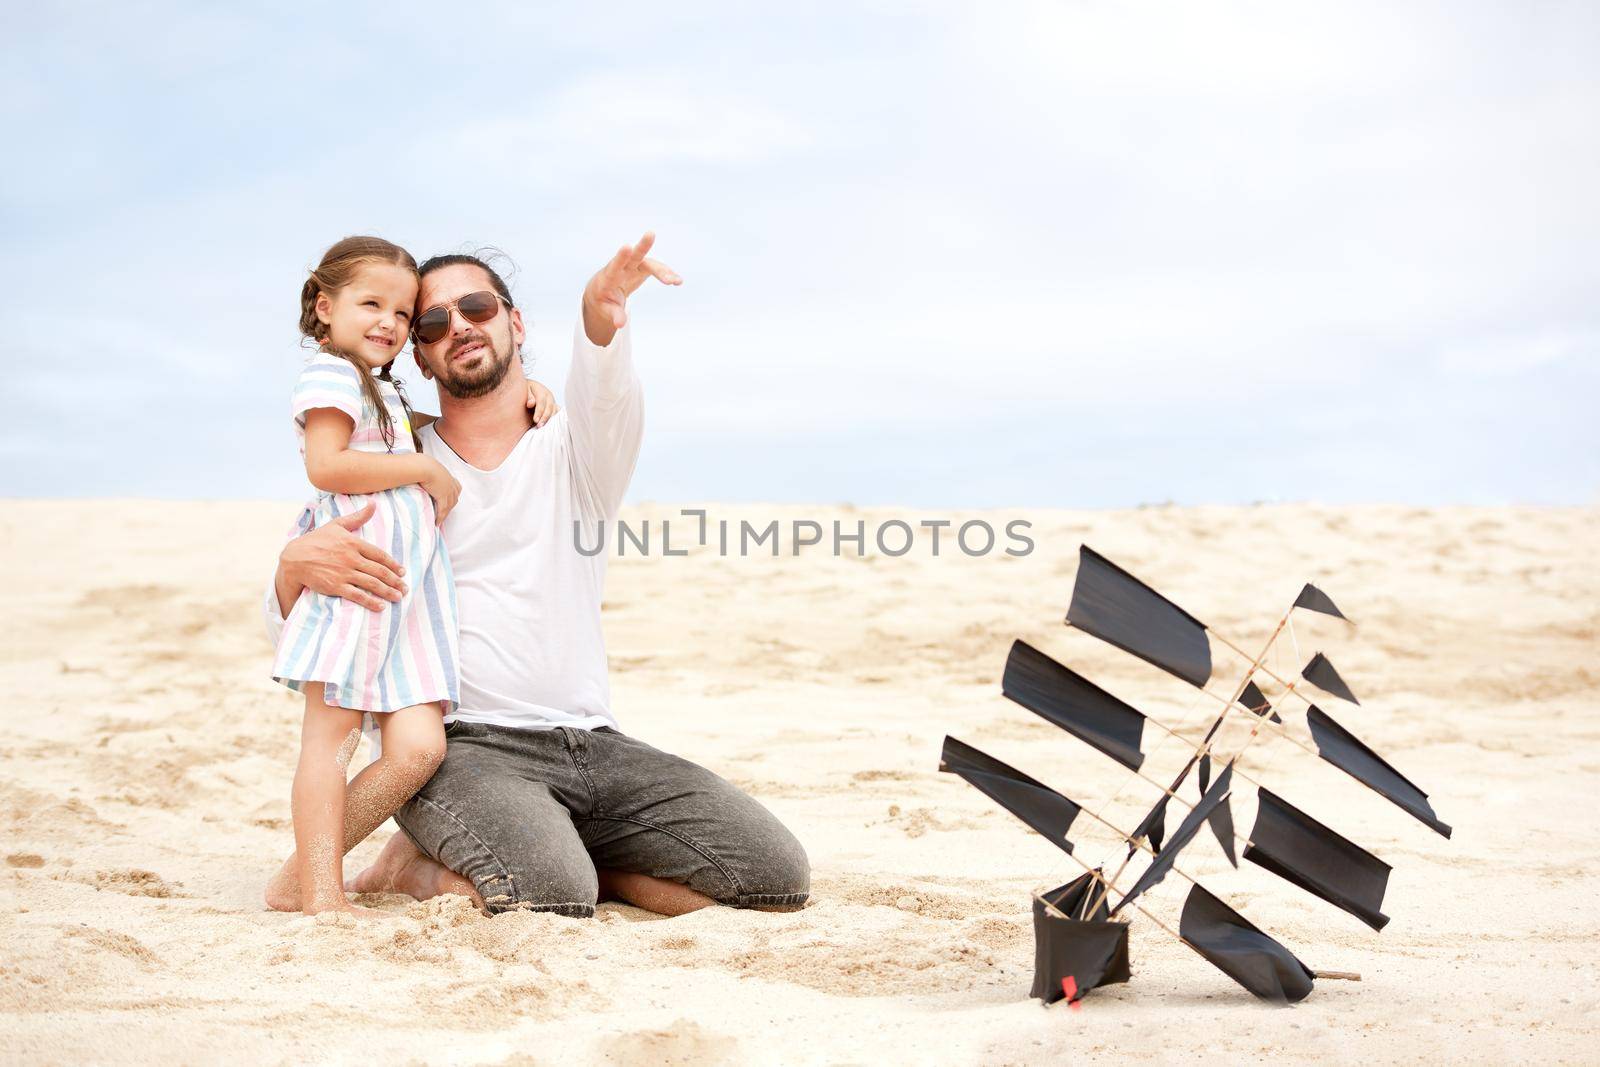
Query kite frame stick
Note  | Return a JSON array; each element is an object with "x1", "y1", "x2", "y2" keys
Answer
[
  {"x1": 1105, "y1": 759, "x2": 1263, "y2": 855},
  {"x1": 1086, "y1": 599, "x2": 1296, "y2": 916},
  {"x1": 1086, "y1": 844, "x2": 1138, "y2": 920},
  {"x1": 1061, "y1": 574, "x2": 1357, "y2": 793},
  {"x1": 1076, "y1": 791, "x2": 1235, "y2": 888},
  {"x1": 1141, "y1": 708, "x2": 1275, "y2": 789},
  {"x1": 1033, "y1": 802, "x2": 1231, "y2": 922},
  {"x1": 1187, "y1": 675, "x2": 1442, "y2": 827},
  {"x1": 1187, "y1": 678, "x2": 1323, "y2": 762},
  {"x1": 1094, "y1": 679, "x2": 1364, "y2": 865},
  {"x1": 1210, "y1": 630, "x2": 1330, "y2": 706},
  {"x1": 1210, "y1": 637, "x2": 1422, "y2": 828},
  {"x1": 1071, "y1": 664, "x2": 1211, "y2": 888},
  {"x1": 1137, "y1": 677, "x2": 1388, "y2": 905},
  {"x1": 1198, "y1": 678, "x2": 1304, "y2": 803},
  {"x1": 1205, "y1": 675, "x2": 1443, "y2": 837}
]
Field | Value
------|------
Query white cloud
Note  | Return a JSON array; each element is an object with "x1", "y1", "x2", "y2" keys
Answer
[
  {"x1": 444, "y1": 74, "x2": 816, "y2": 177},
  {"x1": 1435, "y1": 329, "x2": 1599, "y2": 377}
]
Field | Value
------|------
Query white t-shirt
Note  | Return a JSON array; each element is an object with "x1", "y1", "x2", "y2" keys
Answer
[{"x1": 265, "y1": 321, "x2": 642, "y2": 733}]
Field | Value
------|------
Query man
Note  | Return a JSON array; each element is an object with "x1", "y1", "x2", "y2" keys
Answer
[{"x1": 265, "y1": 233, "x2": 809, "y2": 917}]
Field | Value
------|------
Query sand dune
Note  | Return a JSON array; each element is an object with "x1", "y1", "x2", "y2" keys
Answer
[{"x1": 2, "y1": 501, "x2": 1597, "y2": 1063}]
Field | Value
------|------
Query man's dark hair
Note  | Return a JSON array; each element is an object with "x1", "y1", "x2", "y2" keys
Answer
[{"x1": 418, "y1": 249, "x2": 517, "y2": 308}]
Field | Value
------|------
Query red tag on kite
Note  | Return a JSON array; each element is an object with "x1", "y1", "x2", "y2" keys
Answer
[{"x1": 1061, "y1": 976, "x2": 1081, "y2": 1009}]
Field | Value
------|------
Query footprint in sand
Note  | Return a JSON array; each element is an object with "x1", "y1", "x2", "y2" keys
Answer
[
  {"x1": 850, "y1": 769, "x2": 918, "y2": 783},
  {"x1": 87, "y1": 868, "x2": 186, "y2": 898},
  {"x1": 596, "y1": 1019, "x2": 738, "y2": 1066},
  {"x1": 657, "y1": 935, "x2": 698, "y2": 951},
  {"x1": 61, "y1": 926, "x2": 162, "y2": 967},
  {"x1": 878, "y1": 804, "x2": 987, "y2": 839},
  {"x1": 819, "y1": 872, "x2": 981, "y2": 920}
]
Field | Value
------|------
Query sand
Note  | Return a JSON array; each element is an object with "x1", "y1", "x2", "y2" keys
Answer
[{"x1": 2, "y1": 500, "x2": 1597, "y2": 1064}]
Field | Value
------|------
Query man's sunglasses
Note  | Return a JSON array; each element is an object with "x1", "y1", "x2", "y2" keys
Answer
[{"x1": 412, "y1": 290, "x2": 508, "y2": 345}]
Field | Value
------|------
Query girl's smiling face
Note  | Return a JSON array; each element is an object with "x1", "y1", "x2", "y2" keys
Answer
[{"x1": 314, "y1": 263, "x2": 419, "y2": 369}]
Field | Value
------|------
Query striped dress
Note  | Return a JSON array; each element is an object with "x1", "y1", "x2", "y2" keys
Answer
[{"x1": 272, "y1": 352, "x2": 459, "y2": 720}]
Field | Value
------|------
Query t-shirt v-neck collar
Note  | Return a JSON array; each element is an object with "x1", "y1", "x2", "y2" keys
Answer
[{"x1": 426, "y1": 421, "x2": 539, "y2": 476}]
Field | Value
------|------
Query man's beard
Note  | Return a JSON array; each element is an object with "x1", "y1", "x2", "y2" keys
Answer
[{"x1": 432, "y1": 327, "x2": 517, "y2": 399}]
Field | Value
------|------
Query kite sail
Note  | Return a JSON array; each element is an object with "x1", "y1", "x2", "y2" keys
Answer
[
  {"x1": 1031, "y1": 871, "x2": 1132, "y2": 1004},
  {"x1": 1294, "y1": 583, "x2": 1349, "y2": 621},
  {"x1": 1302, "y1": 652, "x2": 1360, "y2": 705},
  {"x1": 1002, "y1": 640, "x2": 1147, "y2": 770},
  {"x1": 1180, "y1": 884, "x2": 1316, "y2": 1004},
  {"x1": 1305, "y1": 708, "x2": 1453, "y2": 838},
  {"x1": 1206, "y1": 772, "x2": 1239, "y2": 868},
  {"x1": 1193, "y1": 754, "x2": 1239, "y2": 866},
  {"x1": 938, "y1": 736, "x2": 1081, "y2": 854},
  {"x1": 1065, "y1": 545, "x2": 1213, "y2": 688},
  {"x1": 1114, "y1": 762, "x2": 1235, "y2": 915},
  {"x1": 1240, "y1": 680, "x2": 1283, "y2": 724},
  {"x1": 1131, "y1": 791, "x2": 1170, "y2": 854},
  {"x1": 1243, "y1": 789, "x2": 1392, "y2": 931}
]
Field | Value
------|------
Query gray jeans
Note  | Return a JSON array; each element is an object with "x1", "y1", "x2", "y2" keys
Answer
[{"x1": 394, "y1": 721, "x2": 810, "y2": 917}]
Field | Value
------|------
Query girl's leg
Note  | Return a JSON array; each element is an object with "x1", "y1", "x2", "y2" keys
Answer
[
  {"x1": 343, "y1": 703, "x2": 447, "y2": 846},
  {"x1": 266, "y1": 701, "x2": 447, "y2": 911},
  {"x1": 290, "y1": 684, "x2": 366, "y2": 915}
]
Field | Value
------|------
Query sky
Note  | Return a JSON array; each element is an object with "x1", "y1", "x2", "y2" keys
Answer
[{"x1": 3, "y1": 1, "x2": 1596, "y2": 507}]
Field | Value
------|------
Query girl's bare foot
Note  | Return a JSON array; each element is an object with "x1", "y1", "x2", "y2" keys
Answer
[
  {"x1": 264, "y1": 860, "x2": 301, "y2": 912},
  {"x1": 302, "y1": 895, "x2": 387, "y2": 918}
]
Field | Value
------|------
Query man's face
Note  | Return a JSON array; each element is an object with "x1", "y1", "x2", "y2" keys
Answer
[{"x1": 413, "y1": 263, "x2": 525, "y2": 399}]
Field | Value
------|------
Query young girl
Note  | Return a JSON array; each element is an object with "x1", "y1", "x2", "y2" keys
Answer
[{"x1": 264, "y1": 235, "x2": 556, "y2": 916}]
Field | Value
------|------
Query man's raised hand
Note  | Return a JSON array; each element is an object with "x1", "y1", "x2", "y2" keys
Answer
[{"x1": 582, "y1": 231, "x2": 682, "y2": 346}]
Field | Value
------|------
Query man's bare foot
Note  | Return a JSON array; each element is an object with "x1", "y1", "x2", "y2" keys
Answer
[
  {"x1": 598, "y1": 868, "x2": 717, "y2": 917},
  {"x1": 344, "y1": 831, "x2": 420, "y2": 894},
  {"x1": 264, "y1": 859, "x2": 301, "y2": 912},
  {"x1": 345, "y1": 832, "x2": 484, "y2": 910}
]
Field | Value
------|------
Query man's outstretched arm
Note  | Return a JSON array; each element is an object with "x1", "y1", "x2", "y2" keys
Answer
[
  {"x1": 262, "y1": 502, "x2": 407, "y2": 641},
  {"x1": 565, "y1": 232, "x2": 681, "y2": 519}
]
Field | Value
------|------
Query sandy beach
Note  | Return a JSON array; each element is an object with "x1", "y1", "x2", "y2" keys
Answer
[{"x1": 2, "y1": 499, "x2": 1597, "y2": 1064}]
